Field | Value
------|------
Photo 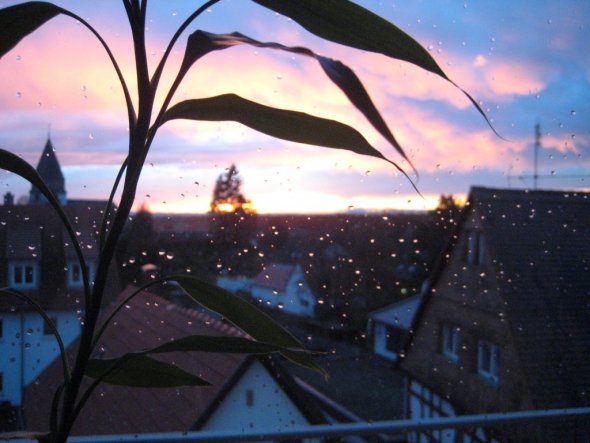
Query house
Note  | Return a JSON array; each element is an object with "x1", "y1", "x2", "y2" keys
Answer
[
  {"x1": 399, "y1": 187, "x2": 590, "y2": 442},
  {"x1": 23, "y1": 287, "x2": 326, "y2": 438},
  {"x1": 218, "y1": 263, "x2": 316, "y2": 318},
  {"x1": 0, "y1": 138, "x2": 118, "y2": 431},
  {"x1": 368, "y1": 293, "x2": 422, "y2": 362},
  {"x1": 250, "y1": 263, "x2": 316, "y2": 318}
]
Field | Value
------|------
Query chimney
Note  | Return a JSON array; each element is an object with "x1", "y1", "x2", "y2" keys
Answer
[{"x1": 3, "y1": 192, "x2": 14, "y2": 207}]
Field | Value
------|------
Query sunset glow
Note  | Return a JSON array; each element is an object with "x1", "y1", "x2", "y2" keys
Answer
[{"x1": 1, "y1": 1, "x2": 588, "y2": 214}]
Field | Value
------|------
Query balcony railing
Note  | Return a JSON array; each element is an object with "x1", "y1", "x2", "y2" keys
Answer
[{"x1": 4, "y1": 406, "x2": 589, "y2": 442}]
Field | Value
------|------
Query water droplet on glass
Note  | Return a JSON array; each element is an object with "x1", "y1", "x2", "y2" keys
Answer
[
  {"x1": 571, "y1": 110, "x2": 576, "y2": 116},
  {"x1": 15, "y1": 91, "x2": 22, "y2": 98}
]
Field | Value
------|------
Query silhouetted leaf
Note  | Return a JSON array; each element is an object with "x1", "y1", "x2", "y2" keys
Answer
[
  {"x1": 179, "y1": 30, "x2": 413, "y2": 171},
  {"x1": 86, "y1": 355, "x2": 210, "y2": 387},
  {"x1": 168, "y1": 275, "x2": 325, "y2": 375},
  {"x1": 0, "y1": 2, "x2": 63, "y2": 59},
  {"x1": 146, "y1": 335, "x2": 285, "y2": 355},
  {"x1": 253, "y1": 0, "x2": 446, "y2": 78},
  {"x1": 252, "y1": 0, "x2": 496, "y2": 134},
  {"x1": 161, "y1": 94, "x2": 400, "y2": 168}
]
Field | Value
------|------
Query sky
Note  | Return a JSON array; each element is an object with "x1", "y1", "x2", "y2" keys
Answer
[{"x1": 0, "y1": 0, "x2": 589, "y2": 214}]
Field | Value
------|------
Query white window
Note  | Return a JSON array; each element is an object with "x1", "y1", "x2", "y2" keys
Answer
[
  {"x1": 478, "y1": 340, "x2": 500, "y2": 383},
  {"x1": 441, "y1": 324, "x2": 461, "y2": 362},
  {"x1": 9, "y1": 261, "x2": 38, "y2": 289}
]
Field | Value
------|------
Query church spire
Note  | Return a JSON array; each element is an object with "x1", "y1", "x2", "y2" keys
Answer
[{"x1": 29, "y1": 136, "x2": 67, "y2": 205}]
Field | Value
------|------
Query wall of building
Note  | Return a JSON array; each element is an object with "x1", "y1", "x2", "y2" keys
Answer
[
  {"x1": 0, "y1": 310, "x2": 80, "y2": 406},
  {"x1": 201, "y1": 360, "x2": 319, "y2": 442}
]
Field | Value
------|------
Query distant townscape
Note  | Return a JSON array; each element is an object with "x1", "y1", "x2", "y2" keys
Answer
[{"x1": 1, "y1": 139, "x2": 589, "y2": 441}]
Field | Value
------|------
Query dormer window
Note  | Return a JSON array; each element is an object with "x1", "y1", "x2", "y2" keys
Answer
[
  {"x1": 465, "y1": 230, "x2": 486, "y2": 265},
  {"x1": 9, "y1": 261, "x2": 38, "y2": 289}
]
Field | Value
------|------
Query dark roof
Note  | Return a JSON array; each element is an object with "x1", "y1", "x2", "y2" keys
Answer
[
  {"x1": 471, "y1": 187, "x2": 590, "y2": 408},
  {"x1": 23, "y1": 287, "x2": 324, "y2": 435},
  {"x1": 30, "y1": 138, "x2": 65, "y2": 201},
  {"x1": 404, "y1": 186, "x2": 590, "y2": 409}
]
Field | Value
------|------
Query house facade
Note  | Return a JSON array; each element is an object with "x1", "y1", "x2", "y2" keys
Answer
[
  {"x1": 399, "y1": 187, "x2": 590, "y2": 442},
  {"x1": 0, "y1": 138, "x2": 117, "y2": 430},
  {"x1": 218, "y1": 263, "x2": 317, "y2": 318},
  {"x1": 368, "y1": 293, "x2": 422, "y2": 362},
  {"x1": 250, "y1": 263, "x2": 316, "y2": 317}
]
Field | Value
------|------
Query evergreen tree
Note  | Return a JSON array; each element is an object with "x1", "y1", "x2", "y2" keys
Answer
[
  {"x1": 208, "y1": 165, "x2": 257, "y2": 275},
  {"x1": 210, "y1": 164, "x2": 253, "y2": 214}
]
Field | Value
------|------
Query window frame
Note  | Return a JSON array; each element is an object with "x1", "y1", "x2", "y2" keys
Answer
[
  {"x1": 477, "y1": 340, "x2": 500, "y2": 384},
  {"x1": 67, "y1": 260, "x2": 95, "y2": 288},
  {"x1": 441, "y1": 323, "x2": 461, "y2": 362},
  {"x1": 8, "y1": 260, "x2": 38, "y2": 289},
  {"x1": 465, "y1": 230, "x2": 486, "y2": 265}
]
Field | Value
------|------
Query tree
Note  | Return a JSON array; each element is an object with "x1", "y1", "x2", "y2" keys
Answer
[
  {"x1": 0, "y1": 1, "x2": 493, "y2": 441},
  {"x1": 210, "y1": 164, "x2": 253, "y2": 215},
  {"x1": 209, "y1": 165, "x2": 257, "y2": 275}
]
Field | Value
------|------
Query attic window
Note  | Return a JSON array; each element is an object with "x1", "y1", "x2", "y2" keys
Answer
[
  {"x1": 9, "y1": 261, "x2": 38, "y2": 289},
  {"x1": 477, "y1": 340, "x2": 500, "y2": 384},
  {"x1": 465, "y1": 230, "x2": 486, "y2": 265},
  {"x1": 441, "y1": 323, "x2": 461, "y2": 362}
]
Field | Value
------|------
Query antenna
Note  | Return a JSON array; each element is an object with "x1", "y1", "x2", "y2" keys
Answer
[
  {"x1": 507, "y1": 123, "x2": 589, "y2": 189},
  {"x1": 534, "y1": 123, "x2": 540, "y2": 190}
]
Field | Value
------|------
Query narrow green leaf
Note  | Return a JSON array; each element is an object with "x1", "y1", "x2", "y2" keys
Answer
[
  {"x1": 0, "y1": 2, "x2": 63, "y2": 58},
  {"x1": 146, "y1": 335, "x2": 285, "y2": 355},
  {"x1": 168, "y1": 275, "x2": 326, "y2": 375},
  {"x1": 252, "y1": 0, "x2": 498, "y2": 136},
  {"x1": 253, "y1": 0, "x2": 446, "y2": 78},
  {"x1": 161, "y1": 94, "x2": 397, "y2": 166},
  {"x1": 179, "y1": 30, "x2": 414, "y2": 172},
  {"x1": 86, "y1": 355, "x2": 210, "y2": 388}
]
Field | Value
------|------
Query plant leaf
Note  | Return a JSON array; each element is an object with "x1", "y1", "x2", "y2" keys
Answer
[
  {"x1": 253, "y1": 0, "x2": 446, "y2": 78},
  {"x1": 86, "y1": 355, "x2": 210, "y2": 388},
  {"x1": 168, "y1": 275, "x2": 325, "y2": 375},
  {"x1": 145, "y1": 335, "x2": 285, "y2": 355},
  {"x1": 251, "y1": 0, "x2": 497, "y2": 134},
  {"x1": 161, "y1": 94, "x2": 399, "y2": 168},
  {"x1": 179, "y1": 30, "x2": 414, "y2": 172},
  {"x1": 0, "y1": 2, "x2": 63, "y2": 59}
]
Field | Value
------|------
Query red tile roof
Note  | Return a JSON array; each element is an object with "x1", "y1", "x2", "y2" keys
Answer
[{"x1": 23, "y1": 287, "x2": 324, "y2": 435}]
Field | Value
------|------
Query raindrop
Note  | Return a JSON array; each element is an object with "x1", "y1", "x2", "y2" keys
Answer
[
  {"x1": 571, "y1": 110, "x2": 576, "y2": 116},
  {"x1": 15, "y1": 91, "x2": 22, "y2": 98},
  {"x1": 88, "y1": 133, "x2": 94, "y2": 140}
]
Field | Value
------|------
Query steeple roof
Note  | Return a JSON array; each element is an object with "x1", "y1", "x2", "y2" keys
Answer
[{"x1": 29, "y1": 137, "x2": 66, "y2": 205}]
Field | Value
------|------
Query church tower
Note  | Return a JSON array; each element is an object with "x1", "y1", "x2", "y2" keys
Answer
[{"x1": 29, "y1": 137, "x2": 67, "y2": 206}]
